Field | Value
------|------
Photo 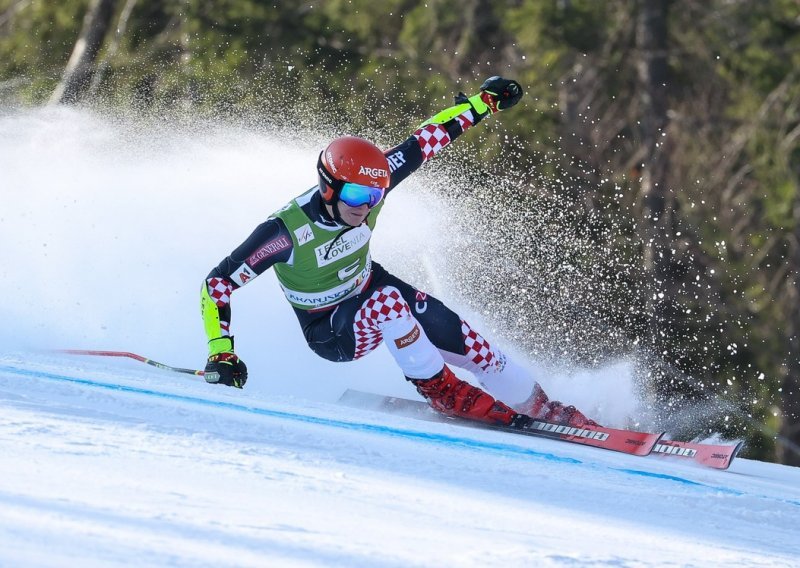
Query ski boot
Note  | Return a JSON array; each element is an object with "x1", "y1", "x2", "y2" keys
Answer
[
  {"x1": 518, "y1": 383, "x2": 599, "y2": 428},
  {"x1": 408, "y1": 365, "x2": 529, "y2": 427}
]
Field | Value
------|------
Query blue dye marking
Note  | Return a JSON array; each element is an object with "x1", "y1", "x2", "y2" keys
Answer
[
  {"x1": 613, "y1": 468, "x2": 732, "y2": 491},
  {"x1": 0, "y1": 364, "x2": 579, "y2": 465},
  {"x1": 3, "y1": 362, "x2": 800, "y2": 508}
]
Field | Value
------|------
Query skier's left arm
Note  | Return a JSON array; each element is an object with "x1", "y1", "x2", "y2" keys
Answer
[{"x1": 385, "y1": 76, "x2": 523, "y2": 191}]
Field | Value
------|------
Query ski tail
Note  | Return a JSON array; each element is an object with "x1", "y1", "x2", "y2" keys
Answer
[{"x1": 653, "y1": 439, "x2": 744, "y2": 470}]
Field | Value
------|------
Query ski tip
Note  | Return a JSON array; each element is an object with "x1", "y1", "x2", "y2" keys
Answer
[
  {"x1": 724, "y1": 440, "x2": 745, "y2": 470},
  {"x1": 701, "y1": 439, "x2": 745, "y2": 471}
]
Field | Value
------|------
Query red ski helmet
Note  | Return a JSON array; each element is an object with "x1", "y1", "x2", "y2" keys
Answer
[{"x1": 317, "y1": 136, "x2": 390, "y2": 208}]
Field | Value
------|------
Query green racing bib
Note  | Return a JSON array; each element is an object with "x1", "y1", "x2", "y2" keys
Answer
[{"x1": 272, "y1": 188, "x2": 385, "y2": 310}]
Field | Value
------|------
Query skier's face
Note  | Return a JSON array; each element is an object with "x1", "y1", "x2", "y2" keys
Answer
[{"x1": 335, "y1": 201, "x2": 370, "y2": 226}]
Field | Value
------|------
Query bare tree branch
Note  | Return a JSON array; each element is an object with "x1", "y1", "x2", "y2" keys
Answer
[
  {"x1": 49, "y1": 0, "x2": 118, "y2": 105},
  {"x1": 88, "y1": 0, "x2": 138, "y2": 96},
  {"x1": 0, "y1": 0, "x2": 30, "y2": 29}
]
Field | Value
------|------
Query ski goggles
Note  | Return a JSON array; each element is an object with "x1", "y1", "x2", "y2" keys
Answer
[
  {"x1": 317, "y1": 152, "x2": 386, "y2": 208},
  {"x1": 338, "y1": 182, "x2": 385, "y2": 208}
]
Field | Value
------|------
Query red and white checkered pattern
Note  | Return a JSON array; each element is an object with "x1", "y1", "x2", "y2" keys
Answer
[
  {"x1": 353, "y1": 287, "x2": 411, "y2": 360},
  {"x1": 461, "y1": 320, "x2": 495, "y2": 371},
  {"x1": 455, "y1": 110, "x2": 474, "y2": 131},
  {"x1": 413, "y1": 124, "x2": 451, "y2": 162},
  {"x1": 220, "y1": 320, "x2": 230, "y2": 335},
  {"x1": 206, "y1": 277, "x2": 233, "y2": 307}
]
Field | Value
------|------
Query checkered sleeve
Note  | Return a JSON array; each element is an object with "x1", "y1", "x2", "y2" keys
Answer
[
  {"x1": 412, "y1": 92, "x2": 490, "y2": 164},
  {"x1": 384, "y1": 95, "x2": 489, "y2": 191},
  {"x1": 413, "y1": 106, "x2": 477, "y2": 163}
]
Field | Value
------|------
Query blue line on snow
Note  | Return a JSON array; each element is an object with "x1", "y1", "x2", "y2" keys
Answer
[
  {"x1": 611, "y1": 468, "x2": 739, "y2": 495},
  {"x1": 0, "y1": 364, "x2": 579, "y2": 465},
  {"x1": 2, "y1": 362, "x2": 799, "y2": 507}
]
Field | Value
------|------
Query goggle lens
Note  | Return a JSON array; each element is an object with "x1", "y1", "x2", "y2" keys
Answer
[{"x1": 338, "y1": 183, "x2": 385, "y2": 208}]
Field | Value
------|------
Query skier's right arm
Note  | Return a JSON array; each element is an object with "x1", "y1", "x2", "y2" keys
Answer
[
  {"x1": 200, "y1": 217, "x2": 293, "y2": 387},
  {"x1": 384, "y1": 76, "x2": 523, "y2": 190}
]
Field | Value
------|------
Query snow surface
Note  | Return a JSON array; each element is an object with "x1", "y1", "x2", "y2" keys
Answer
[{"x1": 1, "y1": 108, "x2": 799, "y2": 567}]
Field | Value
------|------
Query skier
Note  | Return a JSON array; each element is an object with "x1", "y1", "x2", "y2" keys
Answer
[{"x1": 200, "y1": 76, "x2": 597, "y2": 429}]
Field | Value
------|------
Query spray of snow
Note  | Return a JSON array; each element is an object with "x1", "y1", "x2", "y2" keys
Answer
[{"x1": 0, "y1": 106, "x2": 647, "y2": 425}]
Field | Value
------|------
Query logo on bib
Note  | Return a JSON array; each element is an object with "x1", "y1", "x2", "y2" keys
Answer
[
  {"x1": 314, "y1": 225, "x2": 371, "y2": 267},
  {"x1": 294, "y1": 224, "x2": 314, "y2": 246},
  {"x1": 338, "y1": 260, "x2": 361, "y2": 280}
]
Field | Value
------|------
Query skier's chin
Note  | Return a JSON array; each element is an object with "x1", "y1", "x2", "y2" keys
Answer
[{"x1": 340, "y1": 207, "x2": 369, "y2": 226}]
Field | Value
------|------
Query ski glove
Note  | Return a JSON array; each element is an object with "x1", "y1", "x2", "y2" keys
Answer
[
  {"x1": 453, "y1": 76, "x2": 523, "y2": 124},
  {"x1": 205, "y1": 337, "x2": 248, "y2": 388},
  {"x1": 479, "y1": 76, "x2": 523, "y2": 112}
]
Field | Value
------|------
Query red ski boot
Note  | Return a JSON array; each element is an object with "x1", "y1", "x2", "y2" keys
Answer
[
  {"x1": 409, "y1": 365, "x2": 525, "y2": 426},
  {"x1": 518, "y1": 383, "x2": 599, "y2": 428}
]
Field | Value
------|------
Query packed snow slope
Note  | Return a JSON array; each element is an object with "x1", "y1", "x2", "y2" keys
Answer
[
  {"x1": 2, "y1": 356, "x2": 800, "y2": 567},
  {"x1": 1, "y1": 107, "x2": 799, "y2": 567}
]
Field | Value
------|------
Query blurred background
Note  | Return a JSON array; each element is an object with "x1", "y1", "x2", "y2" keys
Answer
[{"x1": 1, "y1": 0, "x2": 798, "y2": 465}]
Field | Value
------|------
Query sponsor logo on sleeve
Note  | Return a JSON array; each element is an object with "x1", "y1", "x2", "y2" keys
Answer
[
  {"x1": 394, "y1": 324, "x2": 421, "y2": 349},
  {"x1": 231, "y1": 263, "x2": 256, "y2": 286},
  {"x1": 387, "y1": 151, "x2": 406, "y2": 172},
  {"x1": 247, "y1": 235, "x2": 291, "y2": 267},
  {"x1": 414, "y1": 290, "x2": 428, "y2": 314},
  {"x1": 294, "y1": 223, "x2": 314, "y2": 246}
]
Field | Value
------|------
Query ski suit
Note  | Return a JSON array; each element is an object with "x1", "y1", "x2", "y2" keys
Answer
[{"x1": 200, "y1": 93, "x2": 539, "y2": 407}]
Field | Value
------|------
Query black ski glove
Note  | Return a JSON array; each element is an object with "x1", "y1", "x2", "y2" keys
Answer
[
  {"x1": 454, "y1": 76, "x2": 524, "y2": 124},
  {"x1": 479, "y1": 76, "x2": 524, "y2": 111},
  {"x1": 204, "y1": 337, "x2": 248, "y2": 388}
]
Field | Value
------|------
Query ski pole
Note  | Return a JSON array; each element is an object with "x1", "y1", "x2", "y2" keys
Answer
[{"x1": 57, "y1": 349, "x2": 205, "y2": 376}]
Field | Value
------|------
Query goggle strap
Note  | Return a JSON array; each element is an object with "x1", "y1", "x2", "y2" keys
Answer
[{"x1": 317, "y1": 152, "x2": 345, "y2": 194}]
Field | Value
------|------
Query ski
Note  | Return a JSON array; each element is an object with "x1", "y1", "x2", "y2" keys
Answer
[
  {"x1": 653, "y1": 439, "x2": 744, "y2": 470},
  {"x1": 339, "y1": 389, "x2": 744, "y2": 470},
  {"x1": 338, "y1": 389, "x2": 663, "y2": 457}
]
